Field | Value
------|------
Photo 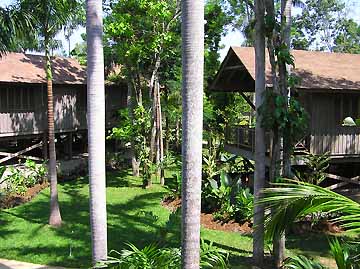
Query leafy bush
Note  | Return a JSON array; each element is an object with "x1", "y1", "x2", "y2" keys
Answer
[
  {"x1": 97, "y1": 243, "x2": 181, "y2": 269},
  {"x1": 203, "y1": 171, "x2": 235, "y2": 221},
  {"x1": 234, "y1": 188, "x2": 254, "y2": 223},
  {"x1": 220, "y1": 153, "x2": 254, "y2": 175},
  {"x1": 200, "y1": 240, "x2": 229, "y2": 268},
  {"x1": 163, "y1": 172, "x2": 182, "y2": 200},
  {"x1": 202, "y1": 170, "x2": 254, "y2": 223},
  {"x1": 3, "y1": 159, "x2": 46, "y2": 195},
  {"x1": 295, "y1": 153, "x2": 330, "y2": 185},
  {"x1": 282, "y1": 255, "x2": 326, "y2": 269},
  {"x1": 97, "y1": 240, "x2": 229, "y2": 269}
]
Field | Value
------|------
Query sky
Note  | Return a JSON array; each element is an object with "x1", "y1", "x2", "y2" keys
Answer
[{"x1": 1, "y1": 0, "x2": 359, "y2": 59}]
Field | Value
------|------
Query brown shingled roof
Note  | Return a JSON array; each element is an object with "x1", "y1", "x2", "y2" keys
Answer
[
  {"x1": 211, "y1": 47, "x2": 360, "y2": 92},
  {"x1": 0, "y1": 53, "x2": 86, "y2": 84}
]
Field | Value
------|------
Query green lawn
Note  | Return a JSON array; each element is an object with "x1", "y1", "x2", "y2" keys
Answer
[{"x1": 0, "y1": 170, "x2": 335, "y2": 268}]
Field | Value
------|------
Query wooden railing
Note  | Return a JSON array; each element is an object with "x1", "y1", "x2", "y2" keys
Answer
[
  {"x1": 226, "y1": 125, "x2": 360, "y2": 158},
  {"x1": 310, "y1": 127, "x2": 360, "y2": 156},
  {"x1": 225, "y1": 126, "x2": 270, "y2": 153}
]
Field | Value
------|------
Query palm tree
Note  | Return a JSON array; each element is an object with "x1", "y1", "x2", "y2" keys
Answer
[
  {"x1": 181, "y1": 0, "x2": 204, "y2": 268},
  {"x1": 253, "y1": 0, "x2": 266, "y2": 265},
  {"x1": 0, "y1": 3, "x2": 34, "y2": 55},
  {"x1": 86, "y1": 0, "x2": 108, "y2": 264},
  {"x1": 21, "y1": 0, "x2": 77, "y2": 227},
  {"x1": 19, "y1": 0, "x2": 82, "y2": 227}
]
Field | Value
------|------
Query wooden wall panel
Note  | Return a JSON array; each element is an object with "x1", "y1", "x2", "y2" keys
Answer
[{"x1": 0, "y1": 83, "x2": 126, "y2": 138}]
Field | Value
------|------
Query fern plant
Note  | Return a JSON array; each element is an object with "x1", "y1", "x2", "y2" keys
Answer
[{"x1": 97, "y1": 240, "x2": 229, "y2": 269}]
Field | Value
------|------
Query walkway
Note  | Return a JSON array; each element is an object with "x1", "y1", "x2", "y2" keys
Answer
[{"x1": 0, "y1": 259, "x2": 69, "y2": 269}]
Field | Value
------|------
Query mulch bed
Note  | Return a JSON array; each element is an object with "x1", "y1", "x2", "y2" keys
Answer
[
  {"x1": 0, "y1": 181, "x2": 49, "y2": 209},
  {"x1": 162, "y1": 197, "x2": 253, "y2": 234},
  {"x1": 200, "y1": 213, "x2": 253, "y2": 234}
]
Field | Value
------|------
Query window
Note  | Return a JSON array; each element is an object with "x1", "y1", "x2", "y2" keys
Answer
[
  {"x1": 0, "y1": 86, "x2": 36, "y2": 112},
  {"x1": 335, "y1": 94, "x2": 360, "y2": 126}
]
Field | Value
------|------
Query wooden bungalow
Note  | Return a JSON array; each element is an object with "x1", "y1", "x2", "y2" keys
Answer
[
  {"x1": 0, "y1": 53, "x2": 127, "y2": 162},
  {"x1": 211, "y1": 47, "x2": 360, "y2": 179}
]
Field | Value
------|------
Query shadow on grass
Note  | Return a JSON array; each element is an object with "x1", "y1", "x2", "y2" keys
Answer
[
  {"x1": 0, "y1": 169, "x2": 336, "y2": 268},
  {"x1": 0, "y1": 170, "x2": 169, "y2": 268},
  {"x1": 286, "y1": 233, "x2": 331, "y2": 257}
]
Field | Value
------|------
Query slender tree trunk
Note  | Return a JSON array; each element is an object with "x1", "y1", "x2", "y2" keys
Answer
[
  {"x1": 253, "y1": 0, "x2": 266, "y2": 265},
  {"x1": 164, "y1": 87, "x2": 170, "y2": 154},
  {"x1": 127, "y1": 80, "x2": 140, "y2": 176},
  {"x1": 181, "y1": 0, "x2": 204, "y2": 268},
  {"x1": 86, "y1": 0, "x2": 108, "y2": 263},
  {"x1": 264, "y1": 0, "x2": 285, "y2": 265},
  {"x1": 274, "y1": 2, "x2": 293, "y2": 266},
  {"x1": 156, "y1": 79, "x2": 165, "y2": 185},
  {"x1": 46, "y1": 37, "x2": 62, "y2": 228},
  {"x1": 175, "y1": 118, "x2": 180, "y2": 152}
]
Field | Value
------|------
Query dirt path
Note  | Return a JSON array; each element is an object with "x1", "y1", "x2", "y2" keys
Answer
[{"x1": 0, "y1": 259, "x2": 70, "y2": 269}]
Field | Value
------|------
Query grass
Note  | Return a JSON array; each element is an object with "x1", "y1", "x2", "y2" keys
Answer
[{"x1": 0, "y1": 170, "x2": 335, "y2": 268}]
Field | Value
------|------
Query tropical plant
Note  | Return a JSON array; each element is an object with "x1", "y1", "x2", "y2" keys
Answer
[
  {"x1": 2, "y1": 160, "x2": 47, "y2": 195},
  {"x1": 203, "y1": 150, "x2": 219, "y2": 180},
  {"x1": 203, "y1": 171, "x2": 253, "y2": 223},
  {"x1": 163, "y1": 172, "x2": 182, "y2": 200},
  {"x1": 181, "y1": 0, "x2": 204, "y2": 267},
  {"x1": 282, "y1": 255, "x2": 326, "y2": 269},
  {"x1": 86, "y1": 0, "x2": 107, "y2": 263},
  {"x1": 200, "y1": 240, "x2": 229, "y2": 269},
  {"x1": 295, "y1": 153, "x2": 330, "y2": 185},
  {"x1": 329, "y1": 238, "x2": 360, "y2": 269},
  {"x1": 24, "y1": 159, "x2": 47, "y2": 185},
  {"x1": 4, "y1": 166, "x2": 27, "y2": 195},
  {"x1": 109, "y1": 105, "x2": 153, "y2": 186},
  {"x1": 96, "y1": 243, "x2": 181, "y2": 269},
  {"x1": 96, "y1": 240, "x2": 228, "y2": 269},
  {"x1": 260, "y1": 180, "x2": 360, "y2": 240},
  {"x1": 234, "y1": 188, "x2": 254, "y2": 223}
]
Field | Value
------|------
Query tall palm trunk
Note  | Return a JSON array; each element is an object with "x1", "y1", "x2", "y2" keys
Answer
[
  {"x1": 46, "y1": 37, "x2": 62, "y2": 228},
  {"x1": 253, "y1": 0, "x2": 266, "y2": 265},
  {"x1": 181, "y1": 0, "x2": 204, "y2": 268},
  {"x1": 86, "y1": 0, "x2": 108, "y2": 263}
]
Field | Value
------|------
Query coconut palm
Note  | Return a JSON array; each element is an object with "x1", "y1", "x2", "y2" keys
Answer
[
  {"x1": 86, "y1": 0, "x2": 108, "y2": 264},
  {"x1": 181, "y1": 0, "x2": 204, "y2": 268}
]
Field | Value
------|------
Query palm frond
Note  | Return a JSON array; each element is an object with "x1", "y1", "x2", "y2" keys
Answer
[
  {"x1": 259, "y1": 180, "x2": 360, "y2": 239},
  {"x1": 282, "y1": 255, "x2": 326, "y2": 269}
]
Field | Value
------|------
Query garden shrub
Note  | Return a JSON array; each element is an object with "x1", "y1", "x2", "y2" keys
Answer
[
  {"x1": 97, "y1": 239, "x2": 229, "y2": 269},
  {"x1": 3, "y1": 159, "x2": 46, "y2": 195},
  {"x1": 163, "y1": 171, "x2": 182, "y2": 201},
  {"x1": 234, "y1": 188, "x2": 254, "y2": 223}
]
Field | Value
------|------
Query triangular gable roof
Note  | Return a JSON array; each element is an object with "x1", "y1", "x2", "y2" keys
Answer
[
  {"x1": 211, "y1": 47, "x2": 360, "y2": 92},
  {"x1": 0, "y1": 53, "x2": 86, "y2": 85}
]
